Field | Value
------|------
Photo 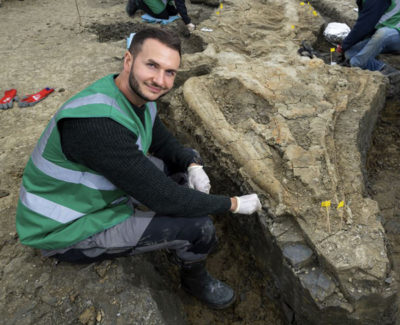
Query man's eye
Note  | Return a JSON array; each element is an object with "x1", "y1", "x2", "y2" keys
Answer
[
  {"x1": 147, "y1": 63, "x2": 156, "y2": 68},
  {"x1": 166, "y1": 71, "x2": 176, "y2": 77}
]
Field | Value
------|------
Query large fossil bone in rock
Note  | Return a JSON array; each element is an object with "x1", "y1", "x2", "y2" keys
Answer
[{"x1": 167, "y1": 0, "x2": 398, "y2": 323}]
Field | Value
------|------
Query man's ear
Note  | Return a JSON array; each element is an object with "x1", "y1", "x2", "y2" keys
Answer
[{"x1": 123, "y1": 51, "x2": 134, "y2": 73}]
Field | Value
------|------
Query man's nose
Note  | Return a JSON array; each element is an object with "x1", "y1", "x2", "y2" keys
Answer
[{"x1": 153, "y1": 71, "x2": 166, "y2": 88}]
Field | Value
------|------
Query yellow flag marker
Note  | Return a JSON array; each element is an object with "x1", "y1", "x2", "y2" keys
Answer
[
  {"x1": 300, "y1": 1, "x2": 305, "y2": 5},
  {"x1": 313, "y1": 10, "x2": 318, "y2": 16},
  {"x1": 216, "y1": 10, "x2": 220, "y2": 15},
  {"x1": 321, "y1": 200, "x2": 331, "y2": 207},
  {"x1": 291, "y1": 25, "x2": 295, "y2": 29},
  {"x1": 337, "y1": 201, "x2": 344, "y2": 208},
  {"x1": 330, "y1": 48, "x2": 335, "y2": 52},
  {"x1": 220, "y1": 3, "x2": 223, "y2": 9},
  {"x1": 321, "y1": 200, "x2": 331, "y2": 233}
]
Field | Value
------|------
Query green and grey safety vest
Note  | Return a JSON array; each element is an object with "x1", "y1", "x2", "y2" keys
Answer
[
  {"x1": 376, "y1": 0, "x2": 400, "y2": 31},
  {"x1": 143, "y1": 0, "x2": 174, "y2": 14},
  {"x1": 16, "y1": 74, "x2": 157, "y2": 249}
]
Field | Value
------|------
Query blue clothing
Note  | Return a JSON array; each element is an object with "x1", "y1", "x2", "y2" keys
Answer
[
  {"x1": 342, "y1": 0, "x2": 391, "y2": 51},
  {"x1": 141, "y1": 13, "x2": 180, "y2": 24},
  {"x1": 345, "y1": 27, "x2": 400, "y2": 70}
]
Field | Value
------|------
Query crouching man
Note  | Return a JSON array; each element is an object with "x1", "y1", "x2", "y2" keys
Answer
[
  {"x1": 339, "y1": 0, "x2": 400, "y2": 81},
  {"x1": 16, "y1": 27, "x2": 261, "y2": 309}
]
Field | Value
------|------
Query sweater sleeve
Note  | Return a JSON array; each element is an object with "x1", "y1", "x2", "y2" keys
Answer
[
  {"x1": 174, "y1": 0, "x2": 191, "y2": 24},
  {"x1": 149, "y1": 115, "x2": 196, "y2": 172},
  {"x1": 341, "y1": 0, "x2": 390, "y2": 51},
  {"x1": 58, "y1": 117, "x2": 231, "y2": 218}
]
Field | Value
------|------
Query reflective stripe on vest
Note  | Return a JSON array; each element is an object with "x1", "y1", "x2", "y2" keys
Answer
[
  {"x1": 20, "y1": 185, "x2": 84, "y2": 224},
  {"x1": 30, "y1": 95, "x2": 157, "y2": 190},
  {"x1": 378, "y1": 0, "x2": 400, "y2": 28}
]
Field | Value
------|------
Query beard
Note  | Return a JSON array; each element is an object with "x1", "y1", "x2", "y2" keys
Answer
[{"x1": 128, "y1": 64, "x2": 169, "y2": 104}]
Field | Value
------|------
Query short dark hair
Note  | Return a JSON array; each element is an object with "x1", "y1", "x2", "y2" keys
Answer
[{"x1": 128, "y1": 27, "x2": 181, "y2": 57}]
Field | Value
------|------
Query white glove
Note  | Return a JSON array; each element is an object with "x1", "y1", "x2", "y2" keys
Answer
[
  {"x1": 187, "y1": 165, "x2": 211, "y2": 194},
  {"x1": 186, "y1": 23, "x2": 196, "y2": 32},
  {"x1": 232, "y1": 194, "x2": 262, "y2": 214}
]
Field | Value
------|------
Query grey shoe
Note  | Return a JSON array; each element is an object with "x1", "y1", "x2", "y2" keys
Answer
[
  {"x1": 181, "y1": 262, "x2": 236, "y2": 309},
  {"x1": 126, "y1": 0, "x2": 138, "y2": 17},
  {"x1": 380, "y1": 64, "x2": 400, "y2": 83}
]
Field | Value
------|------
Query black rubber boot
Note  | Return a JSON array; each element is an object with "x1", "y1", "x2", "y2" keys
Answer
[
  {"x1": 380, "y1": 64, "x2": 400, "y2": 84},
  {"x1": 181, "y1": 261, "x2": 236, "y2": 309},
  {"x1": 126, "y1": 0, "x2": 138, "y2": 17}
]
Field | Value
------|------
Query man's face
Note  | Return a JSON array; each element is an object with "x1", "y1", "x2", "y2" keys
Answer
[{"x1": 127, "y1": 38, "x2": 180, "y2": 104}]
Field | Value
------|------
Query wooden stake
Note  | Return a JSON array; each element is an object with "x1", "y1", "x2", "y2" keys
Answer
[
  {"x1": 326, "y1": 207, "x2": 331, "y2": 233},
  {"x1": 321, "y1": 200, "x2": 331, "y2": 233},
  {"x1": 75, "y1": 0, "x2": 82, "y2": 27}
]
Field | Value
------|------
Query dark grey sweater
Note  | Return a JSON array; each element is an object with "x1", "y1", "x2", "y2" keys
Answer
[{"x1": 58, "y1": 105, "x2": 231, "y2": 218}]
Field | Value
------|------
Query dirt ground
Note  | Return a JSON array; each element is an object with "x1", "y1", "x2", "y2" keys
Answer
[{"x1": 0, "y1": 0, "x2": 284, "y2": 324}]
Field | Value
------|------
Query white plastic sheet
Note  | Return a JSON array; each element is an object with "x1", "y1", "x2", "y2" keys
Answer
[{"x1": 323, "y1": 22, "x2": 351, "y2": 44}]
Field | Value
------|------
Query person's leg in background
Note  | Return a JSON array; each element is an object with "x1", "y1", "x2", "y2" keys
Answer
[
  {"x1": 345, "y1": 27, "x2": 400, "y2": 72},
  {"x1": 126, "y1": 0, "x2": 139, "y2": 17},
  {"x1": 344, "y1": 39, "x2": 372, "y2": 67}
]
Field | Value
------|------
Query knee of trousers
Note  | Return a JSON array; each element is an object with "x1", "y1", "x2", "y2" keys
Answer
[
  {"x1": 349, "y1": 56, "x2": 362, "y2": 68},
  {"x1": 189, "y1": 216, "x2": 217, "y2": 249},
  {"x1": 174, "y1": 217, "x2": 217, "y2": 262},
  {"x1": 372, "y1": 27, "x2": 392, "y2": 42}
]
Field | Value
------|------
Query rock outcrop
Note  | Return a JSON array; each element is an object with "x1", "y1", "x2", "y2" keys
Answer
[{"x1": 161, "y1": 0, "x2": 398, "y2": 323}]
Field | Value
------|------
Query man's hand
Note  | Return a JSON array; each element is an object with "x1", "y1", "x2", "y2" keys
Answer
[
  {"x1": 230, "y1": 194, "x2": 262, "y2": 214},
  {"x1": 188, "y1": 164, "x2": 211, "y2": 194},
  {"x1": 186, "y1": 23, "x2": 196, "y2": 32},
  {"x1": 337, "y1": 44, "x2": 343, "y2": 54}
]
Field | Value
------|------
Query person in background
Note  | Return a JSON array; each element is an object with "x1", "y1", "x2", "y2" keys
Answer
[
  {"x1": 126, "y1": 0, "x2": 196, "y2": 32},
  {"x1": 16, "y1": 27, "x2": 262, "y2": 309},
  {"x1": 338, "y1": 0, "x2": 400, "y2": 80}
]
